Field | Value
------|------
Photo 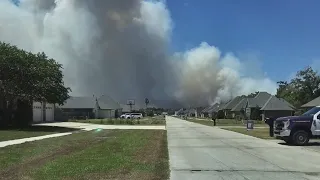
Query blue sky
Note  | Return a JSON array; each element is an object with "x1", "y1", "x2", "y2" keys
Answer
[{"x1": 167, "y1": 0, "x2": 320, "y2": 82}]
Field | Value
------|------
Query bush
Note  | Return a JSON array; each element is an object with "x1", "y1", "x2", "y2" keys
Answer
[
  {"x1": 217, "y1": 111, "x2": 225, "y2": 119},
  {"x1": 147, "y1": 111, "x2": 154, "y2": 117},
  {"x1": 151, "y1": 120, "x2": 160, "y2": 124},
  {"x1": 107, "y1": 119, "x2": 114, "y2": 124}
]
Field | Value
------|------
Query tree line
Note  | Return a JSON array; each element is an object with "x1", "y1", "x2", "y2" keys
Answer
[
  {"x1": 0, "y1": 42, "x2": 70, "y2": 128},
  {"x1": 276, "y1": 66, "x2": 320, "y2": 112}
]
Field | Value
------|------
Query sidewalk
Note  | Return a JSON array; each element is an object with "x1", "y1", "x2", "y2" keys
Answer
[
  {"x1": 218, "y1": 125, "x2": 268, "y2": 128},
  {"x1": 0, "y1": 132, "x2": 72, "y2": 148}
]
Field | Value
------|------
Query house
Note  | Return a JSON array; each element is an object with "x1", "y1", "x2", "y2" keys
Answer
[
  {"x1": 220, "y1": 96, "x2": 245, "y2": 118},
  {"x1": 175, "y1": 108, "x2": 184, "y2": 116},
  {"x1": 230, "y1": 92, "x2": 272, "y2": 119},
  {"x1": 56, "y1": 95, "x2": 121, "y2": 120},
  {"x1": 230, "y1": 92, "x2": 294, "y2": 120},
  {"x1": 248, "y1": 92, "x2": 272, "y2": 109},
  {"x1": 200, "y1": 106, "x2": 211, "y2": 118},
  {"x1": 201, "y1": 104, "x2": 220, "y2": 118},
  {"x1": 96, "y1": 95, "x2": 121, "y2": 118},
  {"x1": 195, "y1": 107, "x2": 205, "y2": 117},
  {"x1": 207, "y1": 104, "x2": 220, "y2": 118},
  {"x1": 231, "y1": 98, "x2": 249, "y2": 119},
  {"x1": 260, "y1": 96, "x2": 295, "y2": 120},
  {"x1": 301, "y1": 96, "x2": 320, "y2": 108},
  {"x1": 56, "y1": 96, "x2": 97, "y2": 120},
  {"x1": 186, "y1": 108, "x2": 197, "y2": 117},
  {"x1": 179, "y1": 108, "x2": 194, "y2": 117}
]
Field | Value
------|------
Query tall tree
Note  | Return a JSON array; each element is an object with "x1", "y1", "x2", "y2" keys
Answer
[
  {"x1": 276, "y1": 66, "x2": 320, "y2": 108},
  {"x1": 0, "y1": 42, "x2": 71, "y2": 127}
]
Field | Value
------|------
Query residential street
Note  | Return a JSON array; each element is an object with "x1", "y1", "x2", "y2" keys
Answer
[{"x1": 167, "y1": 116, "x2": 320, "y2": 180}]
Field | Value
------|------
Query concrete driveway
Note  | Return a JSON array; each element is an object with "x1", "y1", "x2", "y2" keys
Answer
[
  {"x1": 35, "y1": 122, "x2": 166, "y2": 131},
  {"x1": 167, "y1": 116, "x2": 320, "y2": 180}
]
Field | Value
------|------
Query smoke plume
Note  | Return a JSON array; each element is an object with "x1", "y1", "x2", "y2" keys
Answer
[{"x1": 0, "y1": 0, "x2": 277, "y2": 107}]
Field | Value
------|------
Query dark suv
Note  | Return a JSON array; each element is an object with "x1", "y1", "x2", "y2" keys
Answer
[{"x1": 274, "y1": 106, "x2": 320, "y2": 145}]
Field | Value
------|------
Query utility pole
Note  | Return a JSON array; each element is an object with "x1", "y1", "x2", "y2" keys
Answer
[{"x1": 145, "y1": 98, "x2": 149, "y2": 109}]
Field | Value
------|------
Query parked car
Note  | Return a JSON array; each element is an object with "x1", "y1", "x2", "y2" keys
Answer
[
  {"x1": 120, "y1": 113, "x2": 130, "y2": 119},
  {"x1": 125, "y1": 113, "x2": 143, "y2": 119}
]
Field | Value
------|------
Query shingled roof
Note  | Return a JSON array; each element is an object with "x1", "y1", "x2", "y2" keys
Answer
[
  {"x1": 97, "y1": 95, "x2": 121, "y2": 110},
  {"x1": 260, "y1": 96, "x2": 294, "y2": 111},
  {"x1": 248, "y1": 92, "x2": 272, "y2": 108},
  {"x1": 231, "y1": 98, "x2": 249, "y2": 112},
  {"x1": 222, "y1": 96, "x2": 245, "y2": 110},
  {"x1": 201, "y1": 106, "x2": 212, "y2": 113},
  {"x1": 207, "y1": 104, "x2": 220, "y2": 113},
  {"x1": 58, "y1": 96, "x2": 96, "y2": 109},
  {"x1": 301, "y1": 96, "x2": 320, "y2": 108}
]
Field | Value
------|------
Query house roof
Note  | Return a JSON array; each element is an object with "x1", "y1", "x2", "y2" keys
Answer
[
  {"x1": 260, "y1": 96, "x2": 294, "y2": 111},
  {"x1": 301, "y1": 96, "x2": 320, "y2": 108},
  {"x1": 222, "y1": 96, "x2": 244, "y2": 110},
  {"x1": 97, "y1": 95, "x2": 121, "y2": 110},
  {"x1": 188, "y1": 108, "x2": 197, "y2": 114},
  {"x1": 180, "y1": 108, "x2": 196, "y2": 114},
  {"x1": 196, "y1": 107, "x2": 206, "y2": 112},
  {"x1": 59, "y1": 96, "x2": 96, "y2": 109},
  {"x1": 218, "y1": 102, "x2": 228, "y2": 110},
  {"x1": 207, "y1": 104, "x2": 220, "y2": 113},
  {"x1": 175, "y1": 108, "x2": 184, "y2": 113},
  {"x1": 201, "y1": 106, "x2": 212, "y2": 113},
  {"x1": 248, "y1": 92, "x2": 272, "y2": 108},
  {"x1": 231, "y1": 98, "x2": 249, "y2": 112}
]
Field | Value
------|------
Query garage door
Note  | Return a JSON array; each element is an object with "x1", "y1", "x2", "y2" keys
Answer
[
  {"x1": 33, "y1": 102, "x2": 43, "y2": 123},
  {"x1": 32, "y1": 102, "x2": 55, "y2": 122},
  {"x1": 45, "y1": 104, "x2": 55, "y2": 122}
]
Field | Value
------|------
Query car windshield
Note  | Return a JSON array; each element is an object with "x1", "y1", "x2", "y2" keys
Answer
[{"x1": 302, "y1": 107, "x2": 320, "y2": 116}]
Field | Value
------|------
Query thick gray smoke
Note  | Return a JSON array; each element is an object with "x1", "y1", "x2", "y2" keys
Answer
[{"x1": 0, "y1": 0, "x2": 277, "y2": 107}]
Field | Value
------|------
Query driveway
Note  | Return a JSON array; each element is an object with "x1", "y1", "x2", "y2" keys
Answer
[
  {"x1": 167, "y1": 116, "x2": 320, "y2": 180},
  {"x1": 35, "y1": 122, "x2": 166, "y2": 131}
]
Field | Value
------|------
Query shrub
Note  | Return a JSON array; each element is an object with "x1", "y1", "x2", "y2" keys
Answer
[
  {"x1": 151, "y1": 120, "x2": 160, "y2": 124},
  {"x1": 107, "y1": 119, "x2": 114, "y2": 124}
]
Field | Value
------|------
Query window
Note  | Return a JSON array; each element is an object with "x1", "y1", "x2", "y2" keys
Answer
[{"x1": 302, "y1": 107, "x2": 320, "y2": 117}]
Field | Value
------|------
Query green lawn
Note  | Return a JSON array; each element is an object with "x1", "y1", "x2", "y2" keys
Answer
[
  {"x1": 0, "y1": 129, "x2": 169, "y2": 180},
  {"x1": 222, "y1": 127, "x2": 273, "y2": 139},
  {"x1": 0, "y1": 126, "x2": 77, "y2": 142},
  {"x1": 69, "y1": 116, "x2": 166, "y2": 125}
]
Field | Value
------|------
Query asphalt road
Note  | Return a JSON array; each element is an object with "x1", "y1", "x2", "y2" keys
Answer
[{"x1": 167, "y1": 116, "x2": 320, "y2": 180}]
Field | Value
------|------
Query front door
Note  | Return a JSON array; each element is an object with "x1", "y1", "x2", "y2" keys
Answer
[{"x1": 312, "y1": 112, "x2": 320, "y2": 136}]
